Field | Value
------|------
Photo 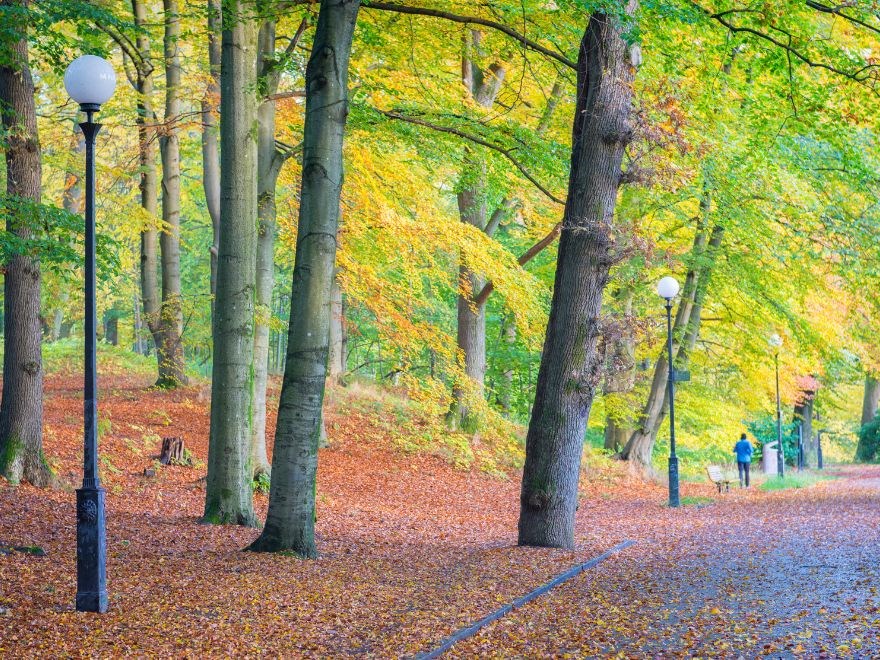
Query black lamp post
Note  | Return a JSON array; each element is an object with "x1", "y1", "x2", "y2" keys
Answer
[
  {"x1": 658, "y1": 276, "x2": 680, "y2": 508},
  {"x1": 64, "y1": 54, "x2": 117, "y2": 614},
  {"x1": 770, "y1": 334, "x2": 784, "y2": 479}
]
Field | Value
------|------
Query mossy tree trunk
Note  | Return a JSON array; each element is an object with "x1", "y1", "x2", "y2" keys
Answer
[
  {"x1": 203, "y1": 0, "x2": 259, "y2": 527},
  {"x1": 248, "y1": 0, "x2": 360, "y2": 556},
  {"x1": 0, "y1": 0, "x2": 52, "y2": 487},
  {"x1": 518, "y1": 5, "x2": 639, "y2": 549}
]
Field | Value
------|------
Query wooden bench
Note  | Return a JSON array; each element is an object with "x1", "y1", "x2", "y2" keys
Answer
[{"x1": 706, "y1": 465, "x2": 734, "y2": 493}]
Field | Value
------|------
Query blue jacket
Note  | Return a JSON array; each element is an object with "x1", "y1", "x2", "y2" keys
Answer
[{"x1": 734, "y1": 439, "x2": 753, "y2": 463}]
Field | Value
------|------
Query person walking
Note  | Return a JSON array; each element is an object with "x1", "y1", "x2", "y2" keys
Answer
[{"x1": 734, "y1": 432, "x2": 754, "y2": 488}]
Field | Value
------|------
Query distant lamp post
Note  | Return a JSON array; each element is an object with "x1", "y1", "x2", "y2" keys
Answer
[
  {"x1": 64, "y1": 54, "x2": 116, "y2": 614},
  {"x1": 657, "y1": 276, "x2": 681, "y2": 507},
  {"x1": 769, "y1": 333, "x2": 785, "y2": 480}
]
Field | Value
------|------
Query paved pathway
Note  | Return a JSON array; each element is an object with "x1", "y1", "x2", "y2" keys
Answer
[{"x1": 452, "y1": 467, "x2": 880, "y2": 657}]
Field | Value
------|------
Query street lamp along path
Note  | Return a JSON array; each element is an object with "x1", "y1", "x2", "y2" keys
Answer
[
  {"x1": 769, "y1": 333, "x2": 785, "y2": 479},
  {"x1": 64, "y1": 54, "x2": 116, "y2": 614},
  {"x1": 657, "y1": 276, "x2": 680, "y2": 507}
]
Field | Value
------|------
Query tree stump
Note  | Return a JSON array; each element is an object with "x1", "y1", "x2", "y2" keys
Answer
[{"x1": 159, "y1": 437, "x2": 186, "y2": 465}]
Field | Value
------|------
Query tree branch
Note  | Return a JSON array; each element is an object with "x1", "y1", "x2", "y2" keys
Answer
[
  {"x1": 378, "y1": 109, "x2": 565, "y2": 205},
  {"x1": 361, "y1": 1, "x2": 577, "y2": 71},
  {"x1": 474, "y1": 221, "x2": 561, "y2": 306}
]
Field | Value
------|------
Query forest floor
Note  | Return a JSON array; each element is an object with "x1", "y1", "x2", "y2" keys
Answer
[{"x1": 1, "y1": 372, "x2": 879, "y2": 657}]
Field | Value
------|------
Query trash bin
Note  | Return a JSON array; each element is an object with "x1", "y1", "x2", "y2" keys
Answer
[{"x1": 763, "y1": 441, "x2": 778, "y2": 475}]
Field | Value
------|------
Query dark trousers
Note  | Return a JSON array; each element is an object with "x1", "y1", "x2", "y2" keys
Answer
[{"x1": 738, "y1": 461, "x2": 750, "y2": 487}]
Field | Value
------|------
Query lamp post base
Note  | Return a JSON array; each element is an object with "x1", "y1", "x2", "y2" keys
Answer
[
  {"x1": 76, "y1": 487, "x2": 108, "y2": 613},
  {"x1": 668, "y1": 455, "x2": 680, "y2": 508}
]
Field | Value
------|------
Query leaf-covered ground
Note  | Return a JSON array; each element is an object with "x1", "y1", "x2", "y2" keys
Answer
[{"x1": 1, "y1": 375, "x2": 878, "y2": 657}]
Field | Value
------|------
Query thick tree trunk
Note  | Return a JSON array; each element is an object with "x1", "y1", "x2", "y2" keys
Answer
[
  {"x1": 203, "y1": 1, "x2": 259, "y2": 527},
  {"x1": 0, "y1": 3, "x2": 52, "y2": 487},
  {"x1": 156, "y1": 0, "x2": 188, "y2": 388},
  {"x1": 861, "y1": 375, "x2": 879, "y2": 427},
  {"x1": 203, "y1": 0, "x2": 221, "y2": 314},
  {"x1": 518, "y1": 7, "x2": 639, "y2": 549},
  {"x1": 248, "y1": 0, "x2": 360, "y2": 556}
]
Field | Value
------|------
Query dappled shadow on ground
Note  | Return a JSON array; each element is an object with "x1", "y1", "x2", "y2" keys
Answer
[{"x1": 1, "y1": 375, "x2": 878, "y2": 656}]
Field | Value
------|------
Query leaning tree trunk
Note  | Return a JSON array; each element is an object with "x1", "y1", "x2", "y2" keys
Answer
[
  {"x1": 0, "y1": 2, "x2": 52, "y2": 487},
  {"x1": 203, "y1": 0, "x2": 259, "y2": 527},
  {"x1": 203, "y1": 0, "x2": 221, "y2": 315},
  {"x1": 248, "y1": 0, "x2": 360, "y2": 557},
  {"x1": 621, "y1": 222, "x2": 723, "y2": 468},
  {"x1": 156, "y1": 0, "x2": 188, "y2": 388},
  {"x1": 518, "y1": 6, "x2": 639, "y2": 549},
  {"x1": 861, "y1": 374, "x2": 879, "y2": 427}
]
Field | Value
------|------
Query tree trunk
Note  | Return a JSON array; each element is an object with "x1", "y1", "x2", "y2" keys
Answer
[
  {"x1": 621, "y1": 222, "x2": 724, "y2": 468},
  {"x1": 499, "y1": 316, "x2": 516, "y2": 415},
  {"x1": 861, "y1": 375, "x2": 879, "y2": 427},
  {"x1": 328, "y1": 274, "x2": 346, "y2": 381},
  {"x1": 603, "y1": 290, "x2": 634, "y2": 452},
  {"x1": 518, "y1": 6, "x2": 639, "y2": 549},
  {"x1": 132, "y1": 0, "x2": 162, "y2": 371},
  {"x1": 250, "y1": 17, "x2": 282, "y2": 480},
  {"x1": 448, "y1": 31, "x2": 506, "y2": 430},
  {"x1": 0, "y1": 2, "x2": 52, "y2": 487},
  {"x1": 203, "y1": 0, "x2": 259, "y2": 527},
  {"x1": 794, "y1": 386, "x2": 816, "y2": 467},
  {"x1": 52, "y1": 117, "x2": 84, "y2": 341},
  {"x1": 248, "y1": 0, "x2": 360, "y2": 556},
  {"x1": 203, "y1": 0, "x2": 221, "y2": 316},
  {"x1": 156, "y1": 0, "x2": 188, "y2": 388}
]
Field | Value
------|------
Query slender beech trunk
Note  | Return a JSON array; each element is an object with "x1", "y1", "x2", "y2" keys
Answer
[
  {"x1": 251, "y1": 19, "x2": 280, "y2": 479},
  {"x1": 203, "y1": 0, "x2": 221, "y2": 312},
  {"x1": 518, "y1": 6, "x2": 639, "y2": 549},
  {"x1": 328, "y1": 275, "x2": 346, "y2": 381},
  {"x1": 203, "y1": 0, "x2": 259, "y2": 526},
  {"x1": 157, "y1": 0, "x2": 187, "y2": 387},
  {"x1": 53, "y1": 118, "x2": 85, "y2": 340},
  {"x1": 603, "y1": 290, "x2": 634, "y2": 452},
  {"x1": 132, "y1": 0, "x2": 161, "y2": 363},
  {"x1": 861, "y1": 375, "x2": 879, "y2": 427},
  {"x1": 448, "y1": 31, "x2": 506, "y2": 431},
  {"x1": 0, "y1": 2, "x2": 52, "y2": 486},
  {"x1": 250, "y1": 14, "x2": 308, "y2": 477},
  {"x1": 248, "y1": 0, "x2": 360, "y2": 556}
]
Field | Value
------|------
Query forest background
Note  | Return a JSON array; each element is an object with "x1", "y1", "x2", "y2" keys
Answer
[{"x1": 2, "y1": 0, "x2": 880, "y2": 510}]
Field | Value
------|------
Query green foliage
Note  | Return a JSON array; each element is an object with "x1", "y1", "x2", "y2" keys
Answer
[
  {"x1": 759, "y1": 472, "x2": 835, "y2": 492},
  {"x1": 746, "y1": 415, "x2": 800, "y2": 466},
  {"x1": 856, "y1": 418, "x2": 880, "y2": 463},
  {"x1": 252, "y1": 471, "x2": 271, "y2": 494},
  {"x1": 0, "y1": 195, "x2": 120, "y2": 279}
]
